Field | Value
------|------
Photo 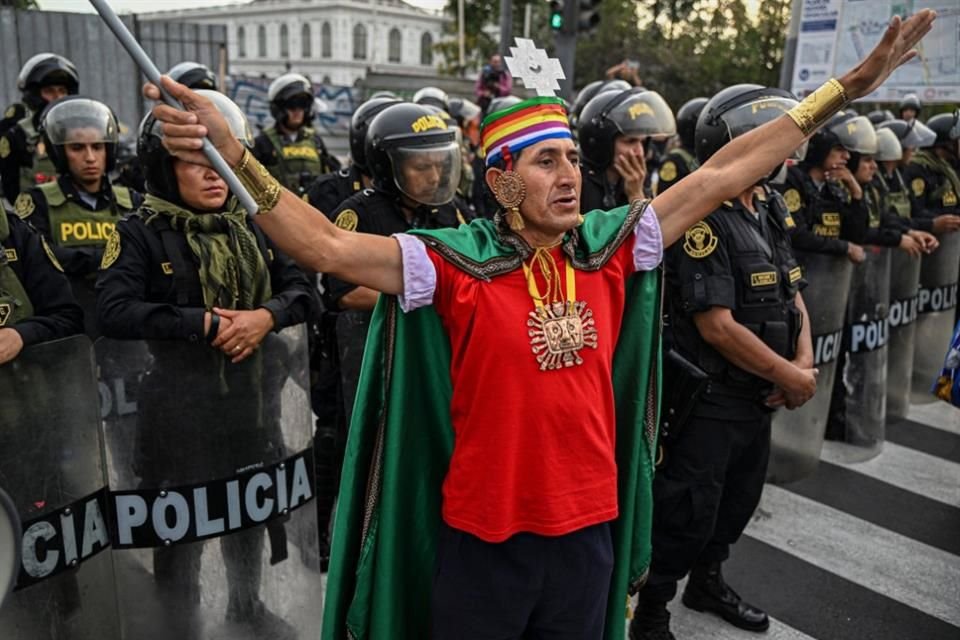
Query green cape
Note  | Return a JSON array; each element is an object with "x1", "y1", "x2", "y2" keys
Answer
[{"x1": 321, "y1": 201, "x2": 662, "y2": 640}]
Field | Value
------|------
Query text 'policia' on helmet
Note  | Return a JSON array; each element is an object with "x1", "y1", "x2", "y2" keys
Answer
[
  {"x1": 695, "y1": 84, "x2": 805, "y2": 165},
  {"x1": 40, "y1": 97, "x2": 120, "y2": 174},
  {"x1": 676, "y1": 97, "x2": 708, "y2": 151},
  {"x1": 926, "y1": 110, "x2": 960, "y2": 146},
  {"x1": 877, "y1": 118, "x2": 937, "y2": 150},
  {"x1": 349, "y1": 96, "x2": 402, "y2": 173},
  {"x1": 364, "y1": 103, "x2": 460, "y2": 206},
  {"x1": 874, "y1": 128, "x2": 903, "y2": 162},
  {"x1": 578, "y1": 88, "x2": 675, "y2": 169},
  {"x1": 268, "y1": 73, "x2": 315, "y2": 123},
  {"x1": 139, "y1": 91, "x2": 253, "y2": 203},
  {"x1": 17, "y1": 53, "x2": 80, "y2": 112},
  {"x1": 167, "y1": 62, "x2": 218, "y2": 91}
]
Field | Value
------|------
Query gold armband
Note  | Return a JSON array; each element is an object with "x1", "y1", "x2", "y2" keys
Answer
[
  {"x1": 234, "y1": 148, "x2": 282, "y2": 215},
  {"x1": 786, "y1": 78, "x2": 849, "y2": 136}
]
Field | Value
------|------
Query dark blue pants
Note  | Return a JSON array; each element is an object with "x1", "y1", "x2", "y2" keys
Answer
[{"x1": 431, "y1": 521, "x2": 614, "y2": 640}]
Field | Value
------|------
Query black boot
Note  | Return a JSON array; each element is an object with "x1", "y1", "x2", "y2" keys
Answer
[
  {"x1": 682, "y1": 562, "x2": 769, "y2": 632},
  {"x1": 628, "y1": 598, "x2": 676, "y2": 640}
]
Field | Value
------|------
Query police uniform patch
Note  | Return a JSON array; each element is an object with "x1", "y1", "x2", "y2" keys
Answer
[
  {"x1": 659, "y1": 161, "x2": 677, "y2": 183},
  {"x1": 160, "y1": 262, "x2": 173, "y2": 275},
  {"x1": 334, "y1": 209, "x2": 359, "y2": 232},
  {"x1": 911, "y1": 177, "x2": 925, "y2": 197},
  {"x1": 789, "y1": 266, "x2": 803, "y2": 284},
  {"x1": 944, "y1": 190, "x2": 958, "y2": 207},
  {"x1": 0, "y1": 136, "x2": 10, "y2": 159},
  {"x1": 683, "y1": 221, "x2": 718, "y2": 259},
  {"x1": 14, "y1": 193, "x2": 34, "y2": 219},
  {"x1": 100, "y1": 230, "x2": 121, "y2": 270},
  {"x1": 783, "y1": 188, "x2": 802, "y2": 213},
  {"x1": 783, "y1": 213, "x2": 796, "y2": 229},
  {"x1": 4, "y1": 249, "x2": 17, "y2": 262},
  {"x1": 3, "y1": 106, "x2": 15, "y2": 119},
  {"x1": 751, "y1": 271, "x2": 778, "y2": 287},
  {"x1": 0, "y1": 303, "x2": 10, "y2": 327},
  {"x1": 41, "y1": 236, "x2": 64, "y2": 272}
]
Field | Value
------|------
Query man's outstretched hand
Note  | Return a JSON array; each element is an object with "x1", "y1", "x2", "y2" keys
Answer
[
  {"x1": 839, "y1": 10, "x2": 936, "y2": 100},
  {"x1": 143, "y1": 76, "x2": 244, "y2": 168}
]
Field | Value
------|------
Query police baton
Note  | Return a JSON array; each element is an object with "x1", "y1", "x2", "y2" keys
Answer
[{"x1": 88, "y1": 0, "x2": 259, "y2": 215}]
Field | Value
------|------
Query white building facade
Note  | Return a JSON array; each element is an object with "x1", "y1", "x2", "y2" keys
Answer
[{"x1": 140, "y1": 0, "x2": 448, "y2": 86}]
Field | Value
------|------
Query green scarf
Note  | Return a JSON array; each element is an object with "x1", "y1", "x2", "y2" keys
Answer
[
  {"x1": 322, "y1": 205, "x2": 662, "y2": 640},
  {"x1": 143, "y1": 194, "x2": 271, "y2": 310}
]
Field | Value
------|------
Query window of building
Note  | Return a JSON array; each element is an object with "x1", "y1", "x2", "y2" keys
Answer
[
  {"x1": 353, "y1": 23, "x2": 367, "y2": 61},
  {"x1": 302, "y1": 23, "x2": 311, "y2": 58},
  {"x1": 258, "y1": 25, "x2": 267, "y2": 58},
  {"x1": 420, "y1": 32, "x2": 433, "y2": 66},
  {"x1": 237, "y1": 26, "x2": 246, "y2": 58},
  {"x1": 388, "y1": 28, "x2": 401, "y2": 64},
  {"x1": 321, "y1": 22, "x2": 332, "y2": 59},
  {"x1": 280, "y1": 24, "x2": 289, "y2": 58}
]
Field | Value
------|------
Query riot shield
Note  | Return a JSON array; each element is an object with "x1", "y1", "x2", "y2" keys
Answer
[
  {"x1": 95, "y1": 324, "x2": 321, "y2": 640},
  {"x1": 0, "y1": 487, "x2": 20, "y2": 609},
  {"x1": 0, "y1": 336, "x2": 120, "y2": 640},
  {"x1": 768, "y1": 254, "x2": 853, "y2": 483},
  {"x1": 886, "y1": 249, "x2": 921, "y2": 418},
  {"x1": 336, "y1": 309, "x2": 372, "y2": 425},
  {"x1": 838, "y1": 247, "x2": 891, "y2": 458},
  {"x1": 912, "y1": 232, "x2": 960, "y2": 401}
]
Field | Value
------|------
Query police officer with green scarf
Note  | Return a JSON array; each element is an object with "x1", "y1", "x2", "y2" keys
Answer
[
  {"x1": 14, "y1": 97, "x2": 141, "y2": 336},
  {"x1": 905, "y1": 110, "x2": 960, "y2": 220},
  {"x1": 96, "y1": 91, "x2": 310, "y2": 640},
  {"x1": 253, "y1": 73, "x2": 340, "y2": 196}
]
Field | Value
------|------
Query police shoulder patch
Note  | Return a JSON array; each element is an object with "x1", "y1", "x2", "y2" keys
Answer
[
  {"x1": 0, "y1": 136, "x2": 10, "y2": 159},
  {"x1": 334, "y1": 209, "x2": 359, "y2": 232},
  {"x1": 41, "y1": 236, "x2": 64, "y2": 272},
  {"x1": 4, "y1": 105, "x2": 15, "y2": 119},
  {"x1": 14, "y1": 193, "x2": 34, "y2": 219},
  {"x1": 911, "y1": 177, "x2": 925, "y2": 197},
  {"x1": 659, "y1": 161, "x2": 677, "y2": 183},
  {"x1": 783, "y1": 188, "x2": 802, "y2": 213},
  {"x1": 100, "y1": 229, "x2": 121, "y2": 270},
  {"x1": 683, "y1": 221, "x2": 718, "y2": 259}
]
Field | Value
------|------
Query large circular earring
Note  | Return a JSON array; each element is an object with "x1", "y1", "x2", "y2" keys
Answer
[{"x1": 493, "y1": 171, "x2": 527, "y2": 232}]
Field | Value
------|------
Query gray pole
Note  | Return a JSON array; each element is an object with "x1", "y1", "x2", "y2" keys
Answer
[
  {"x1": 778, "y1": 0, "x2": 803, "y2": 91},
  {"x1": 499, "y1": 0, "x2": 513, "y2": 57},
  {"x1": 554, "y1": 0, "x2": 579, "y2": 100},
  {"x1": 88, "y1": 0, "x2": 258, "y2": 214},
  {"x1": 458, "y1": 0, "x2": 466, "y2": 72}
]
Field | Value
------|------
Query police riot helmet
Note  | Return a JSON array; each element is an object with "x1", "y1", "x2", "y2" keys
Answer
[
  {"x1": 874, "y1": 127, "x2": 903, "y2": 162},
  {"x1": 168, "y1": 61, "x2": 218, "y2": 91},
  {"x1": 40, "y1": 97, "x2": 120, "y2": 174},
  {"x1": 364, "y1": 102, "x2": 461, "y2": 206},
  {"x1": 17, "y1": 53, "x2": 80, "y2": 112},
  {"x1": 139, "y1": 91, "x2": 253, "y2": 203},
  {"x1": 802, "y1": 111, "x2": 877, "y2": 168},
  {"x1": 413, "y1": 87, "x2": 450, "y2": 112},
  {"x1": 898, "y1": 93, "x2": 922, "y2": 119},
  {"x1": 487, "y1": 95, "x2": 523, "y2": 116},
  {"x1": 696, "y1": 84, "x2": 806, "y2": 165},
  {"x1": 447, "y1": 97, "x2": 482, "y2": 125},
  {"x1": 867, "y1": 109, "x2": 895, "y2": 126},
  {"x1": 926, "y1": 110, "x2": 960, "y2": 147},
  {"x1": 570, "y1": 79, "x2": 633, "y2": 126},
  {"x1": 349, "y1": 96, "x2": 402, "y2": 173},
  {"x1": 676, "y1": 97, "x2": 708, "y2": 151},
  {"x1": 876, "y1": 118, "x2": 937, "y2": 150},
  {"x1": 369, "y1": 90, "x2": 399, "y2": 100},
  {"x1": 268, "y1": 73, "x2": 315, "y2": 125},
  {"x1": 578, "y1": 88, "x2": 675, "y2": 169}
]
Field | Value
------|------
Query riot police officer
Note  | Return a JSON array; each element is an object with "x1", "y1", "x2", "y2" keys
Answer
[
  {"x1": 253, "y1": 73, "x2": 340, "y2": 196},
  {"x1": 413, "y1": 86, "x2": 450, "y2": 112},
  {"x1": 867, "y1": 109, "x2": 895, "y2": 126},
  {"x1": 569, "y1": 78, "x2": 632, "y2": 129},
  {"x1": 14, "y1": 97, "x2": 141, "y2": 336},
  {"x1": 905, "y1": 111, "x2": 960, "y2": 220},
  {"x1": 167, "y1": 61, "x2": 219, "y2": 91},
  {"x1": 631, "y1": 85, "x2": 816, "y2": 640},
  {"x1": 0, "y1": 54, "x2": 80, "y2": 202},
  {"x1": 898, "y1": 93, "x2": 922, "y2": 122},
  {"x1": 96, "y1": 91, "x2": 311, "y2": 640},
  {"x1": 0, "y1": 205, "x2": 83, "y2": 363},
  {"x1": 577, "y1": 88, "x2": 676, "y2": 213},
  {"x1": 656, "y1": 97, "x2": 707, "y2": 194}
]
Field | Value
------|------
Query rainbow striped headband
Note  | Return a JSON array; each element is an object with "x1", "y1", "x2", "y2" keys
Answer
[{"x1": 480, "y1": 96, "x2": 571, "y2": 167}]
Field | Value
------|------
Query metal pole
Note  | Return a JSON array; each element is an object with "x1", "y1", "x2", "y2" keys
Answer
[
  {"x1": 499, "y1": 0, "x2": 513, "y2": 57},
  {"x1": 555, "y1": 0, "x2": 578, "y2": 100},
  {"x1": 523, "y1": 2, "x2": 532, "y2": 39},
  {"x1": 458, "y1": 0, "x2": 465, "y2": 73},
  {"x1": 87, "y1": 0, "x2": 258, "y2": 214},
  {"x1": 779, "y1": 0, "x2": 803, "y2": 92}
]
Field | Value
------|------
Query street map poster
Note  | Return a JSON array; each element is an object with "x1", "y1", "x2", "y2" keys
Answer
[{"x1": 790, "y1": 0, "x2": 960, "y2": 103}]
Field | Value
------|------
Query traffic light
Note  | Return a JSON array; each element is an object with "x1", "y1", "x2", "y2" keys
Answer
[
  {"x1": 549, "y1": 0, "x2": 564, "y2": 31},
  {"x1": 578, "y1": 0, "x2": 601, "y2": 34}
]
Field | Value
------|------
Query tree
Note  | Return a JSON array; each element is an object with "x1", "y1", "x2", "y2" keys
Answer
[{"x1": 0, "y1": 0, "x2": 39, "y2": 8}]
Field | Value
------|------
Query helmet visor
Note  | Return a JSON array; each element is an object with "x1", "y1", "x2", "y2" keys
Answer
[
  {"x1": 828, "y1": 115, "x2": 877, "y2": 154},
  {"x1": 607, "y1": 91, "x2": 676, "y2": 139},
  {"x1": 43, "y1": 99, "x2": 118, "y2": 145},
  {"x1": 196, "y1": 90, "x2": 254, "y2": 148},
  {"x1": 904, "y1": 119, "x2": 936, "y2": 149},
  {"x1": 718, "y1": 96, "x2": 807, "y2": 161},
  {"x1": 874, "y1": 128, "x2": 903, "y2": 162},
  {"x1": 388, "y1": 142, "x2": 461, "y2": 206},
  {"x1": 949, "y1": 110, "x2": 960, "y2": 140}
]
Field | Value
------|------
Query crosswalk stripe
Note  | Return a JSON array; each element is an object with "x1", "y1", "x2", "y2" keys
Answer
[
  {"x1": 821, "y1": 440, "x2": 960, "y2": 508},
  {"x1": 747, "y1": 484, "x2": 960, "y2": 627},
  {"x1": 906, "y1": 401, "x2": 960, "y2": 435}
]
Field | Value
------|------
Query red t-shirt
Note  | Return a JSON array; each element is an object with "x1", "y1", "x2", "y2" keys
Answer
[{"x1": 427, "y1": 238, "x2": 637, "y2": 542}]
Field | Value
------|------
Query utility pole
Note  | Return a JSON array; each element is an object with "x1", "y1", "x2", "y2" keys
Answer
[
  {"x1": 499, "y1": 0, "x2": 513, "y2": 57},
  {"x1": 554, "y1": 0, "x2": 579, "y2": 100},
  {"x1": 458, "y1": 0, "x2": 466, "y2": 74}
]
